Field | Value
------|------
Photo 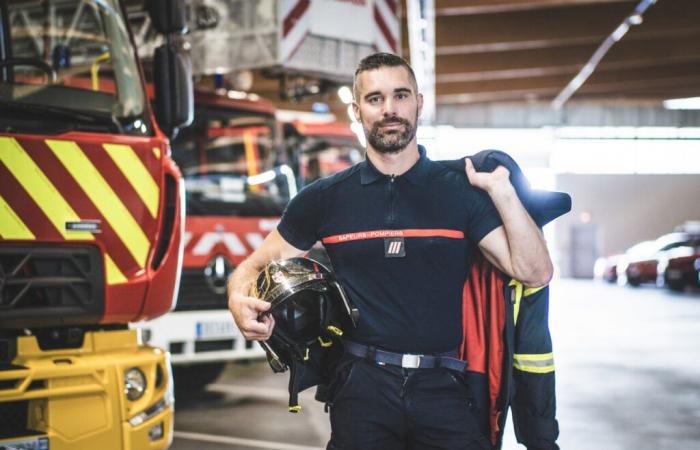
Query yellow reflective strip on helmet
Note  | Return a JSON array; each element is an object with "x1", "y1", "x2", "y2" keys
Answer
[
  {"x1": 524, "y1": 285, "x2": 547, "y2": 297},
  {"x1": 0, "y1": 137, "x2": 93, "y2": 241},
  {"x1": 105, "y1": 253, "x2": 127, "y2": 285},
  {"x1": 513, "y1": 353, "x2": 555, "y2": 374},
  {"x1": 46, "y1": 140, "x2": 150, "y2": 267},
  {"x1": 103, "y1": 143, "x2": 159, "y2": 219},
  {"x1": 288, "y1": 405, "x2": 302, "y2": 413},
  {"x1": 509, "y1": 279, "x2": 523, "y2": 325},
  {"x1": 326, "y1": 325, "x2": 343, "y2": 336},
  {"x1": 0, "y1": 195, "x2": 35, "y2": 240},
  {"x1": 318, "y1": 336, "x2": 333, "y2": 347}
]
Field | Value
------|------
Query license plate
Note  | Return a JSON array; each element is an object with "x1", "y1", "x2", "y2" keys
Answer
[
  {"x1": 0, "y1": 436, "x2": 49, "y2": 450},
  {"x1": 196, "y1": 320, "x2": 236, "y2": 339},
  {"x1": 667, "y1": 270, "x2": 682, "y2": 280}
]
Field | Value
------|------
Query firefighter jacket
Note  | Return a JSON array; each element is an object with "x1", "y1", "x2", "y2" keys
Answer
[{"x1": 442, "y1": 150, "x2": 571, "y2": 450}]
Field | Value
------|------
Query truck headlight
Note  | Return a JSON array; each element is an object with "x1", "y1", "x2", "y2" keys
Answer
[{"x1": 125, "y1": 368, "x2": 147, "y2": 401}]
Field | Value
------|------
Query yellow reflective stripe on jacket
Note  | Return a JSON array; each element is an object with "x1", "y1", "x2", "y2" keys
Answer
[
  {"x1": 513, "y1": 353, "x2": 555, "y2": 374},
  {"x1": 509, "y1": 279, "x2": 523, "y2": 325},
  {"x1": 524, "y1": 285, "x2": 546, "y2": 297},
  {"x1": 509, "y1": 280, "x2": 548, "y2": 326}
]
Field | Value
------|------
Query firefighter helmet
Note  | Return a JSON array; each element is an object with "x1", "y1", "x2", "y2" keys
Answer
[{"x1": 251, "y1": 257, "x2": 359, "y2": 411}]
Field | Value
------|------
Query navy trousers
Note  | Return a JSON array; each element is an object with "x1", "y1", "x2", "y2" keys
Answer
[{"x1": 326, "y1": 355, "x2": 493, "y2": 450}]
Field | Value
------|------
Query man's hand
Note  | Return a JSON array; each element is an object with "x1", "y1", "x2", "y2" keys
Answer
[
  {"x1": 465, "y1": 158, "x2": 511, "y2": 193},
  {"x1": 229, "y1": 292, "x2": 275, "y2": 341}
]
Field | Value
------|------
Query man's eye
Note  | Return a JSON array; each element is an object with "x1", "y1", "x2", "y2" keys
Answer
[
  {"x1": 396, "y1": 93, "x2": 408, "y2": 100},
  {"x1": 368, "y1": 97, "x2": 381, "y2": 104}
]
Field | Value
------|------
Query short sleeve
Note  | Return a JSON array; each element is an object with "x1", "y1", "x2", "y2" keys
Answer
[
  {"x1": 464, "y1": 183, "x2": 503, "y2": 244},
  {"x1": 277, "y1": 180, "x2": 323, "y2": 250}
]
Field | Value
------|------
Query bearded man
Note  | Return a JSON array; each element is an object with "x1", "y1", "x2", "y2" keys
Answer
[{"x1": 228, "y1": 53, "x2": 553, "y2": 450}]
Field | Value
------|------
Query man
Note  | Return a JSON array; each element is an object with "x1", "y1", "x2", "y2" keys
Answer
[{"x1": 229, "y1": 53, "x2": 553, "y2": 449}]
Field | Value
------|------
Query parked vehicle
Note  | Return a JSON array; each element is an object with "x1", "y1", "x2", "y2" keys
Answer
[
  {"x1": 1, "y1": 0, "x2": 192, "y2": 448},
  {"x1": 658, "y1": 243, "x2": 700, "y2": 291},
  {"x1": 594, "y1": 254, "x2": 622, "y2": 283},
  {"x1": 618, "y1": 233, "x2": 699, "y2": 287},
  {"x1": 135, "y1": 89, "x2": 294, "y2": 391},
  {"x1": 283, "y1": 120, "x2": 363, "y2": 187}
]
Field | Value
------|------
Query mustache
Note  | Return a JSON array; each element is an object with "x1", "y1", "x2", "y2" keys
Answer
[{"x1": 376, "y1": 117, "x2": 410, "y2": 127}]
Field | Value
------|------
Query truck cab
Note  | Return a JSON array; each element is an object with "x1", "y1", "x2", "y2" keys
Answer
[
  {"x1": 0, "y1": 0, "x2": 192, "y2": 448},
  {"x1": 136, "y1": 89, "x2": 295, "y2": 391}
]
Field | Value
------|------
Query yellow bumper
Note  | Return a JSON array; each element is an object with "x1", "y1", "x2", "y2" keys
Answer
[{"x1": 0, "y1": 329, "x2": 173, "y2": 450}]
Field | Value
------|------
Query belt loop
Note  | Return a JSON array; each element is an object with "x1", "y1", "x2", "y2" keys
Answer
[{"x1": 365, "y1": 345, "x2": 376, "y2": 363}]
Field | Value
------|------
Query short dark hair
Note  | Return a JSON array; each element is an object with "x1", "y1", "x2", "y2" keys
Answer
[{"x1": 353, "y1": 52, "x2": 418, "y2": 100}]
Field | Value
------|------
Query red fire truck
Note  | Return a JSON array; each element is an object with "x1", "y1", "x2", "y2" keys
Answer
[
  {"x1": 0, "y1": 0, "x2": 192, "y2": 448},
  {"x1": 135, "y1": 89, "x2": 295, "y2": 390}
]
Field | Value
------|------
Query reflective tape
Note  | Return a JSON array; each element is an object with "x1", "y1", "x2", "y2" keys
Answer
[
  {"x1": 105, "y1": 253, "x2": 127, "y2": 285},
  {"x1": 0, "y1": 194, "x2": 35, "y2": 240},
  {"x1": 103, "y1": 143, "x2": 159, "y2": 218},
  {"x1": 46, "y1": 139, "x2": 149, "y2": 267},
  {"x1": 0, "y1": 137, "x2": 93, "y2": 241},
  {"x1": 513, "y1": 353, "x2": 555, "y2": 374},
  {"x1": 524, "y1": 285, "x2": 546, "y2": 297},
  {"x1": 509, "y1": 279, "x2": 523, "y2": 325}
]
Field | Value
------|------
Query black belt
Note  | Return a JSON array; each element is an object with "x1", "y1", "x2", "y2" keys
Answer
[{"x1": 344, "y1": 341, "x2": 467, "y2": 372}]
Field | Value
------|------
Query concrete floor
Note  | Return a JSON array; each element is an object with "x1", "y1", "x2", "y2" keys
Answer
[{"x1": 170, "y1": 279, "x2": 700, "y2": 450}]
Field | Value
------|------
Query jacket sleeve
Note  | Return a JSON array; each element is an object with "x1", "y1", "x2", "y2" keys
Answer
[{"x1": 509, "y1": 282, "x2": 560, "y2": 450}]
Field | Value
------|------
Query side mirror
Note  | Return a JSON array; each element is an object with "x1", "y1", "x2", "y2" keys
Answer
[
  {"x1": 147, "y1": 0, "x2": 187, "y2": 35},
  {"x1": 153, "y1": 44, "x2": 193, "y2": 139}
]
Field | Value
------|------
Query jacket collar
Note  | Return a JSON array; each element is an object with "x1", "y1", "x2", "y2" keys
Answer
[{"x1": 360, "y1": 145, "x2": 430, "y2": 186}]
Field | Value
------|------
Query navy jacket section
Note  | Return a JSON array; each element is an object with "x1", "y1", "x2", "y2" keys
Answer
[{"x1": 441, "y1": 150, "x2": 570, "y2": 450}]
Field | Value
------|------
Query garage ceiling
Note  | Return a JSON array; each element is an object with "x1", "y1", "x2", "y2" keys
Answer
[
  {"x1": 245, "y1": 0, "x2": 700, "y2": 124},
  {"x1": 417, "y1": 0, "x2": 700, "y2": 106}
]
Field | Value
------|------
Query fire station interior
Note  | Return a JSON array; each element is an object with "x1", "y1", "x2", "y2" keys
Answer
[{"x1": 2, "y1": 0, "x2": 700, "y2": 449}]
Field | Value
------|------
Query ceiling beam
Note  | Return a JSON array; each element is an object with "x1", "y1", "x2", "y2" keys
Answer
[
  {"x1": 435, "y1": 33, "x2": 700, "y2": 82},
  {"x1": 435, "y1": 0, "x2": 635, "y2": 16},
  {"x1": 436, "y1": 63, "x2": 700, "y2": 103},
  {"x1": 434, "y1": 0, "x2": 699, "y2": 54}
]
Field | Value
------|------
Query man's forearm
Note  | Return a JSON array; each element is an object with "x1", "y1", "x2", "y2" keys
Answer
[
  {"x1": 228, "y1": 258, "x2": 262, "y2": 301},
  {"x1": 488, "y1": 183, "x2": 553, "y2": 287}
]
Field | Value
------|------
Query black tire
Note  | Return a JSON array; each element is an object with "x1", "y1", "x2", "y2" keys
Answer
[
  {"x1": 666, "y1": 279, "x2": 684, "y2": 292},
  {"x1": 173, "y1": 362, "x2": 226, "y2": 392}
]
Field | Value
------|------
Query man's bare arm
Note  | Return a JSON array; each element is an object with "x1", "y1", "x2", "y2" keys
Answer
[
  {"x1": 227, "y1": 229, "x2": 307, "y2": 340},
  {"x1": 466, "y1": 159, "x2": 553, "y2": 288}
]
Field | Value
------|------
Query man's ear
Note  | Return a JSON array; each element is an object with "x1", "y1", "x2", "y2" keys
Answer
[
  {"x1": 352, "y1": 102, "x2": 361, "y2": 123},
  {"x1": 417, "y1": 92, "x2": 424, "y2": 117}
]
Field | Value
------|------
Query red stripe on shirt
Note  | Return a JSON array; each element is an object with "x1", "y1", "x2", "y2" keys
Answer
[{"x1": 321, "y1": 229, "x2": 464, "y2": 244}]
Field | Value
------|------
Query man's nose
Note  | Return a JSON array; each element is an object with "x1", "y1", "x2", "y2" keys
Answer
[{"x1": 382, "y1": 98, "x2": 398, "y2": 117}]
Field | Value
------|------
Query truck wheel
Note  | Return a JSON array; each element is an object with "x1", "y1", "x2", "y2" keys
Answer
[{"x1": 173, "y1": 362, "x2": 227, "y2": 392}]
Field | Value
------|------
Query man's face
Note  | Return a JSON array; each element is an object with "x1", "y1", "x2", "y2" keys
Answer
[{"x1": 353, "y1": 66, "x2": 423, "y2": 154}]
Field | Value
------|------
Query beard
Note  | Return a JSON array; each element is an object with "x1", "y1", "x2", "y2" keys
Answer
[{"x1": 363, "y1": 112, "x2": 417, "y2": 154}]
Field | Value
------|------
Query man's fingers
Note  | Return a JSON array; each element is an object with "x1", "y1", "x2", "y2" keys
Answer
[{"x1": 240, "y1": 317, "x2": 270, "y2": 338}]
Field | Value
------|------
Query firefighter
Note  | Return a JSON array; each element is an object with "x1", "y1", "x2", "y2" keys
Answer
[{"x1": 228, "y1": 53, "x2": 556, "y2": 450}]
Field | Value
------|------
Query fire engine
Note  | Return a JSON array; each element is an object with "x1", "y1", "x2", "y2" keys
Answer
[
  {"x1": 135, "y1": 89, "x2": 295, "y2": 390},
  {"x1": 0, "y1": 0, "x2": 192, "y2": 448}
]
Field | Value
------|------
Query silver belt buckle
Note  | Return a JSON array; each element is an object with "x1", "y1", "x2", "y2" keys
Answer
[{"x1": 401, "y1": 353, "x2": 422, "y2": 369}]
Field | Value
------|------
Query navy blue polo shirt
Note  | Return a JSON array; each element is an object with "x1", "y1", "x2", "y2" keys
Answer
[{"x1": 277, "y1": 146, "x2": 502, "y2": 354}]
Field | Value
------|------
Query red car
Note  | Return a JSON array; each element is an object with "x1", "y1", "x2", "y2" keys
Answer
[
  {"x1": 659, "y1": 244, "x2": 700, "y2": 291},
  {"x1": 594, "y1": 254, "x2": 621, "y2": 283},
  {"x1": 618, "y1": 233, "x2": 698, "y2": 287}
]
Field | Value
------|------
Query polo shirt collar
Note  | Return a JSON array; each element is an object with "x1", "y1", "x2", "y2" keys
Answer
[{"x1": 360, "y1": 145, "x2": 431, "y2": 186}]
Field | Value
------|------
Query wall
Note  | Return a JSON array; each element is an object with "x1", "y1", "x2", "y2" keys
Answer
[{"x1": 555, "y1": 174, "x2": 700, "y2": 278}]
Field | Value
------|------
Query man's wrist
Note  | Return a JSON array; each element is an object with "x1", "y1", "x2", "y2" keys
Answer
[{"x1": 485, "y1": 180, "x2": 516, "y2": 199}]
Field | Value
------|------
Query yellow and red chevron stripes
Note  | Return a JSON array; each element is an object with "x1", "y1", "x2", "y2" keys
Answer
[{"x1": 0, "y1": 135, "x2": 162, "y2": 285}]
